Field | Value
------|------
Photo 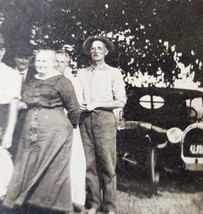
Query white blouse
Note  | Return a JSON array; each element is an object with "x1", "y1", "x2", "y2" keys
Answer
[
  {"x1": 0, "y1": 62, "x2": 21, "y2": 104},
  {"x1": 64, "y1": 68, "x2": 83, "y2": 105}
]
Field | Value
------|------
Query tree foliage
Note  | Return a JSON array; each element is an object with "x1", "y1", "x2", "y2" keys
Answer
[{"x1": 0, "y1": 0, "x2": 202, "y2": 87}]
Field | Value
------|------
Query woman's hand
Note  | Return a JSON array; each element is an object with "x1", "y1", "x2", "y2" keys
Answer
[
  {"x1": 18, "y1": 101, "x2": 27, "y2": 110},
  {"x1": 1, "y1": 131, "x2": 13, "y2": 149},
  {"x1": 80, "y1": 103, "x2": 88, "y2": 111}
]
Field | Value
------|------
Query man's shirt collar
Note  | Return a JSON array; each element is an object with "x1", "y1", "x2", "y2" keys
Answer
[
  {"x1": 15, "y1": 68, "x2": 28, "y2": 75},
  {"x1": 90, "y1": 63, "x2": 109, "y2": 71}
]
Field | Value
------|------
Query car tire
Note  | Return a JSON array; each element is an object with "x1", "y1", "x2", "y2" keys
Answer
[{"x1": 147, "y1": 143, "x2": 160, "y2": 193}]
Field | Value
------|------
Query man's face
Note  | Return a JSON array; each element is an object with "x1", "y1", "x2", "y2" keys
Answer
[
  {"x1": 35, "y1": 50, "x2": 56, "y2": 75},
  {"x1": 0, "y1": 47, "x2": 6, "y2": 62},
  {"x1": 55, "y1": 53, "x2": 70, "y2": 75},
  {"x1": 14, "y1": 56, "x2": 32, "y2": 72},
  {"x1": 90, "y1": 40, "x2": 108, "y2": 62}
]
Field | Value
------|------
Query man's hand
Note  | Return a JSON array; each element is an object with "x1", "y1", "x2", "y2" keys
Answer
[
  {"x1": 80, "y1": 102, "x2": 99, "y2": 112},
  {"x1": 86, "y1": 103, "x2": 98, "y2": 111}
]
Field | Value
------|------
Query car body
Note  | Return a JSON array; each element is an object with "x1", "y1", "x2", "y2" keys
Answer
[{"x1": 117, "y1": 86, "x2": 203, "y2": 187}]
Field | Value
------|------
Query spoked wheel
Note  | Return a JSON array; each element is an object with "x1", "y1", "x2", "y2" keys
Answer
[
  {"x1": 116, "y1": 152, "x2": 130, "y2": 175},
  {"x1": 187, "y1": 106, "x2": 198, "y2": 123},
  {"x1": 147, "y1": 143, "x2": 160, "y2": 194}
]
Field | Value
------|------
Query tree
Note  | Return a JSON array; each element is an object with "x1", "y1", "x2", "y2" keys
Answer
[{"x1": 0, "y1": 0, "x2": 202, "y2": 87}]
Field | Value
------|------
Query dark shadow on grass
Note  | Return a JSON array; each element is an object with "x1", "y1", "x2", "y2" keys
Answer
[
  {"x1": 117, "y1": 164, "x2": 159, "y2": 198},
  {"x1": 0, "y1": 203, "x2": 67, "y2": 214},
  {"x1": 159, "y1": 170, "x2": 203, "y2": 193},
  {"x1": 117, "y1": 163, "x2": 203, "y2": 198}
]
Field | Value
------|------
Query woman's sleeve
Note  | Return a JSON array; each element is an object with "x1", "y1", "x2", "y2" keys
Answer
[
  {"x1": 8, "y1": 73, "x2": 22, "y2": 102},
  {"x1": 57, "y1": 77, "x2": 81, "y2": 128},
  {"x1": 69, "y1": 77, "x2": 84, "y2": 105}
]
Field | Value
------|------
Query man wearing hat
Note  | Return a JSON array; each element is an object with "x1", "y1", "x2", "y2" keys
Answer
[
  {"x1": 77, "y1": 35, "x2": 126, "y2": 214},
  {"x1": 13, "y1": 43, "x2": 35, "y2": 89}
]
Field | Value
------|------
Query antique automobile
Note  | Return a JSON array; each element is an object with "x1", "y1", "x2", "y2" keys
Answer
[{"x1": 117, "y1": 86, "x2": 203, "y2": 187}]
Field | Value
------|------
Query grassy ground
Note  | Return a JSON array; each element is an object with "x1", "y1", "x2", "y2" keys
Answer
[
  {"x1": 114, "y1": 165, "x2": 203, "y2": 214},
  {"x1": 1, "y1": 166, "x2": 203, "y2": 214}
]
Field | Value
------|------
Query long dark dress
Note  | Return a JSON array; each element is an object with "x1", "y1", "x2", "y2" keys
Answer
[{"x1": 3, "y1": 75, "x2": 80, "y2": 213}]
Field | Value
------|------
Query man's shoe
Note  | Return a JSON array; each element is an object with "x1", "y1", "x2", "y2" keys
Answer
[
  {"x1": 106, "y1": 210, "x2": 116, "y2": 214},
  {"x1": 73, "y1": 202, "x2": 84, "y2": 212},
  {"x1": 85, "y1": 207, "x2": 97, "y2": 214}
]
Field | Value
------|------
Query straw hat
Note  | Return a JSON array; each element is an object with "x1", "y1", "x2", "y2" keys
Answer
[{"x1": 83, "y1": 35, "x2": 115, "y2": 55}]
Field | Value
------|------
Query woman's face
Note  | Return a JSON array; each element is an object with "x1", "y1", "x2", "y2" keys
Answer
[
  {"x1": 35, "y1": 50, "x2": 56, "y2": 75},
  {"x1": 55, "y1": 53, "x2": 70, "y2": 75}
]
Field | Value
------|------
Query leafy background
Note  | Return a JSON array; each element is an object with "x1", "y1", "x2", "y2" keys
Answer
[
  {"x1": 0, "y1": 1, "x2": 203, "y2": 213},
  {"x1": 0, "y1": 0, "x2": 202, "y2": 89}
]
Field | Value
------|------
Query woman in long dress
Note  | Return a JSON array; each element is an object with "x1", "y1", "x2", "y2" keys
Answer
[
  {"x1": 3, "y1": 49, "x2": 80, "y2": 214},
  {"x1": 56, "y1": 50, "x2": 86, "y2": 211}
]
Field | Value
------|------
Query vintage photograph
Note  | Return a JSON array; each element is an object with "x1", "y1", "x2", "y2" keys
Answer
[{"x1": 0, "y1": 0, "x2": 203, "y2": 213}]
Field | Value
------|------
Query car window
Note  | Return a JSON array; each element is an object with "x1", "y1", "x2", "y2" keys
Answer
[{"x1": 139, "y1": 95, "x2": 164, "y2": 109}]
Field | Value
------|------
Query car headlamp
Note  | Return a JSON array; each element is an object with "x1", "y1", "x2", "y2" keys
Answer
[{"x1": 166, "y1": 127, "x2": 183, "y2": 144}]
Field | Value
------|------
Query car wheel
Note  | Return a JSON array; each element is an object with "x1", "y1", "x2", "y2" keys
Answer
[
  {"x1": 187, "y1": 106, "x2": 198, "y2": 122},
  {"x1": 116, "y1": 152, "x2": 129, "y2": 175},
  {"x1": 147, "y1": 143, "x2": 160, "y2": 193}
]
